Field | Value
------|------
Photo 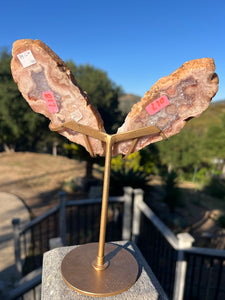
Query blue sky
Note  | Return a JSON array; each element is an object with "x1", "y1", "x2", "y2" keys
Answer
[{"x1": 1, "y1": 0, "x2": 225, "y2": 102}]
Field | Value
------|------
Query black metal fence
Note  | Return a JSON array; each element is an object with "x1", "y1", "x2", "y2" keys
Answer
[
  {"x1": 184, "y1": 249, "x2": 225, "y2": 300},
  {"x1": 138, "y1": 213, "x2": 177, "y2": 299},
  {"x1": 14, "y1": 192, "x2": 128, "y2": 277},
  {"x1": 18, "y1": 207, "x2": 60, "y2": 275},
  {"x1": 65, "y1": 200, "x2": 123, "y2": 246},
  {"x1": 134, "y1": 193, "x2": 225, "y2": 300},
  {"x1": 8, "y1": 269, "x2": 42, "y2": 300},
  {"x1": 11, "y1": 187, "x2": 225, "y2": 300}
]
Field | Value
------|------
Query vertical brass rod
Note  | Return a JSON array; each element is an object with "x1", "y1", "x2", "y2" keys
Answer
[{"x1": 95, "y1": 135, "x2": 113, "y2": 268}]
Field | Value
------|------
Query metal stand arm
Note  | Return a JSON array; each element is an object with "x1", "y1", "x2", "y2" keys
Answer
[
  {"x1": 55, "y1": 119, "x2": 167, "y2": 297},
  {"x1": 51, "y1": 120, "x2": 167, "y2": 269}
]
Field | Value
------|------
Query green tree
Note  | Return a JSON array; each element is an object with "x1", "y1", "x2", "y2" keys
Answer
[
  {"x1": 139, "y1": 144, "x2": 161, "y2": 174},
  {"x1": 156, "y1": 127, "x2": 205, "y2": 178},
  {"x1": 162, "y1": 170, "x2": 181, "y2": 211},
  {"x1": 110, "y1": 152, "x2": 151, "y2": 195},
  {"x1": 0, "y1": 49, "x2": 52, "y2": 152},
  {"x1": 66, "y1": 61, "x2": 123, "y2": 132},
  {"x1": 203, "y1": 113, "x2": 225, "y2": 176},
  {"x1": 204, "y1": 113, "x2": 225, "y2": 159},
  {"x1": 64, "y1": 61, "x2": 124, "y2": 178}
]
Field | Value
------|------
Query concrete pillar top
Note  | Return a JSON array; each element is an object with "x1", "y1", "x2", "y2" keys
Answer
[{"x1": 42, "y1": 241, "x2": 168, "y2": 299}]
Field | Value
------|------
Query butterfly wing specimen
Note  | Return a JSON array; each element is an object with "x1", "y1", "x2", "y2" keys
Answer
[
  {"x1": 11, "y1": 39, "x2": 105, "y2": 156},
  {"x1": 114, "y1": 58, "x2": 218, "y2": 155}
]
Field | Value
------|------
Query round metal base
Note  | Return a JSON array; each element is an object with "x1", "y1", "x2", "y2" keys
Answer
[{"x1": 61, "y1": 243, "x2": 139, "y2": 297}]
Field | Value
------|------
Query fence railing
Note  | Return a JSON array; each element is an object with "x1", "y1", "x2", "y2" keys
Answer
[
  {"x1": 183, "y1": 248, "x2": 225, "y2": 300},
  {"x1": 8, "y1": 268, "x2": 42, "y2": 300},
  {"x1": 133, "y1": 189, "x2": 225, "y2": 300},
  {"x1": 11, "y1": 187, "x2": 225, "y2": 300},
  {"x1": 12, "y1": 187, "x2": 133, "y2": 277},
  {"x1": 12, "y1": 205, "x2": 60, "y2": 275}
]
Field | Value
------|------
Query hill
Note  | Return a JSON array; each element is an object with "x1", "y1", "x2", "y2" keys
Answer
[
  {"x1": 186, "y1": 99, "x2": 225, "y2": 131},
  {"x1": 119, "y1": 94, "x2": 225, "y2": 130},
  {"x1": 119, "y1": 93, "x2": 141, "y2": 114}
]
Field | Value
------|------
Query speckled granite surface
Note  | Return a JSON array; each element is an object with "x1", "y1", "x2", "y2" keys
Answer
[{"x1": 42, "y1": 241, "x2": 168, "y2": 299}]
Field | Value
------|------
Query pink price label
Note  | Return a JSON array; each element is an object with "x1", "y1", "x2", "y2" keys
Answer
[
  {"x1": 146, "y1": 95, "x2": 170, "y2": 116},
  {"x1": 43, "y1": 91, "x2": 59, "y2": 113}
]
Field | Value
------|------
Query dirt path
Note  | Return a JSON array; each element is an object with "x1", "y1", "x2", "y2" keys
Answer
[
  {"x1": 0, "y1": 192, "x2": 30, "y2": 293},
  {"x1": 0, "y1": 152, "x2": 93, "y2": 294},
  {"x1": 146, "y1": 182, "x2": 225, "y2": 249},
  {"x1": 0, "y1": 151, "x2": 225, "y2": 294},
  {"x1": 0, "y1": 152, "x2": 89, "y2": 215}
]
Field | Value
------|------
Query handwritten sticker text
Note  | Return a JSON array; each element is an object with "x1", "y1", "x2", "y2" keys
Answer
[
  {"x1": 43, "y1": 91, "x2": 59, "y2": 113},
  {"x1": 17, "y1": 50, "x2": 37, "y2": 68},
  {"x1": 145, "y1": 95, "x2": 170, "y2": 116}
]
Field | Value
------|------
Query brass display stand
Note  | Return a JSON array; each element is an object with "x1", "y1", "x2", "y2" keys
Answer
[{"x1": 51, "y1": 121, "x2": 166, "y2": 297}]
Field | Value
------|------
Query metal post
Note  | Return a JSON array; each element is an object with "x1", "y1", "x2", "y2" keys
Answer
[
  {"x1": 59, "y1": 191, "x2": 67, "y2": 246},
  {"x1": 58, "y1": 120, "x2": 165, "y2": 295},
  {"x1": 12, "y1": 218, "x2": 22, "y2": 276},
  {"x1": 132, "y1": 189, "x2": 144, "y2": 243},
  {"x1": 173, "y1": 233, "x2": 195, "y2": 300},
  {"x1": 122, "y1": 187, "x2": 133, "y2": 241},
  {"x1": 94, "y1": 135, "x2": 113, "y2": 270}
]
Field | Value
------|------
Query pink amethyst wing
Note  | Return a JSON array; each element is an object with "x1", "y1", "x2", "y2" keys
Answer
[
  {"x1": 11, "y1": 39, "x2": 105, "y2": 156},
  {"x1": 114, "y1": 58, "x2": 219, "y2": 156}
]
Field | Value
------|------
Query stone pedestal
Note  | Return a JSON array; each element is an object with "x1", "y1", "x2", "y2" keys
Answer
[{"x1": 42, "y1": 241, "x2": 168, "y2": 299}]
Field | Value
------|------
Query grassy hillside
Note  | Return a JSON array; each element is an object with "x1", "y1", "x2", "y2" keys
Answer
[
  {"x1": 186, "y1": 100, "x2": 225, "y2": 131},
  {"x1": 119, "y1": 93, "x2": 141, "y2": 114},
  {"x1": 119, "y1": 94, "x2": 225, "y2": 130}
]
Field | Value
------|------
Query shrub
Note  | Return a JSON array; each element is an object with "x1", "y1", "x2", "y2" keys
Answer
[
  {"x1": 162, "y1": 170, "x2": 181, "y2": 211},
  {"x1": 61, "y1": 177, "x2": 78, "y2": 193},
  {"x1": 110, "y1": 153, "x2": 150, "y2": 195},
  {"x1": 203, "y1": 176, "x2": 225, "y2": 200},
  {"x1": 217, "y1": 214, "x2": 225, "y2": 228}
]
